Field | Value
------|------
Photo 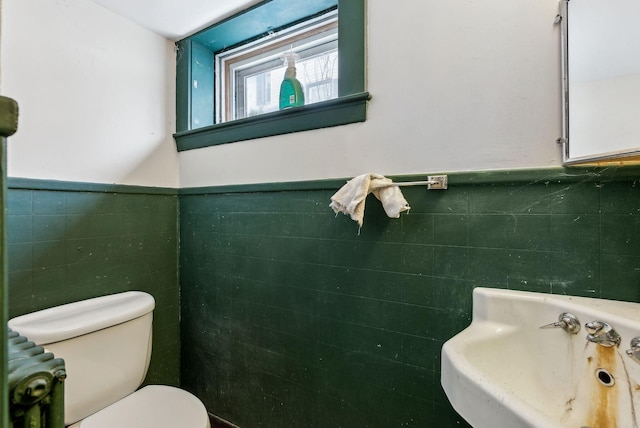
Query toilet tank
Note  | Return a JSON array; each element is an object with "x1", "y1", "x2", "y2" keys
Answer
[{"x1": 8, "y1": 291, "x2": 155, "y2": 426}]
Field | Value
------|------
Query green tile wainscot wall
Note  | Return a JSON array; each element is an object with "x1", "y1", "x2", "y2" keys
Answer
[
  {"x1": 7, "y1": 166, "x2": 640, "y2": 427},
  {"x1": 7, "y1": 178, "x2": 180, "y2": 386},
  {"x1": 179, "y1": 166, "x2": 640, "y2": 428}
]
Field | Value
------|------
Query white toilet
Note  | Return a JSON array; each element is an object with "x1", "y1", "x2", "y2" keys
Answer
[{"x1": 8, "y1": 291, "x2": 211, "y2": 428}]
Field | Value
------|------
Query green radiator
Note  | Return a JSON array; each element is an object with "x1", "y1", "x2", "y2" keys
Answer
[{"x1": 7, "y1": 329, "x2": 66, "y2": 428}]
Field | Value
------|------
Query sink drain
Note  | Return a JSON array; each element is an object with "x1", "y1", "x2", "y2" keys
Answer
[{"x1": 595, "y1": 368, "x2": 615, "y2": 387}]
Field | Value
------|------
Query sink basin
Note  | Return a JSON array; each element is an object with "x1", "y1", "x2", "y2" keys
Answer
[{"x1": 441, "y1": 287, "x2": 640, "y2": 428}]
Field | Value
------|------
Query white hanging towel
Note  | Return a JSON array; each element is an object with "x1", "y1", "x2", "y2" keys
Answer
[{"x1": 329, "y1": 173, "x2": 411, "y2": 228}]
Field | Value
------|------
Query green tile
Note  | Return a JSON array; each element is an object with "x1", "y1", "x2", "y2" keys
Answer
[
  {"x1": 33, "y1": 241, "x2": 66, "y2": 268},
  {"x1": 125, "y1": 212, "x2": 175, "y2": 235},
  {"x1": 468, "y1": 248, "x2": 509, "y2": 286},
  {"x1": 317, "y1": 265, "x2": 405, "y2": 302},
  {"x1": 334, "y1": 240, "x2": 404, "y2": 272},
  {"x1": 405, "y1": 187, "x2": 469, "y2": 214},
  {"x1": 508, "y1": 215, "x2": 550, "y2": 251},
  {"x1": 402, "y1": 213, "x2": 434, "y2": 244},
  {"x1": 437, "y1": 278, "x2": 474, "y2": 310},
  {"x1": 600, "y1": 181, "x2": 640, "y2": 214},
  {"x1": 469, "y1": 185, "x2": 510, "y2": 214},
  {"x1": 357, "y1": 207, "x2": 404, "y2": 242},
  {"x1": 402, "y1": 396, "x2": 436, "y2": 428},
  {"x1": 549, "y1": 214, "x2": 599, "y2": 253},
  {"x1": 315, "y1": 393, "x2": 365, "y2": 428},
  {"x1": 346, "y1": 381, "x2": 406, "y2": 425},
  {"x1": 7, "y1": 215, "x2": 33, "y2": 244},
  {"x1": 276, "y1": 212, "x2": 309, "y2": 237},
  {"x1": 432, "y1": 402, "x2": 473, "y2": 428},
  {"x1": 508, "y1": 249, "x2": 551, "y2": 292},
  {"x1": 8, "y1": 189, "x2": 33, "y2": 215},
  {"x1": 278, "y1": 308, "x2": 318, "y2": 339},
  {"x1": 33, "y1": 190, "x2": 66, "y2": 215},
  {"x1": 434, "y1": 246, "x2": 469, "y2": 279},
  {"x1": 400, "y1": 304, "x2": 434, "y2": 338},
  {"x1": 8, "y1": 243, "x2": 33, "y2": 272},
  {"x1": 399, "y1": 276, "x2": 472, "y2": 311},
  {"x1": 66, "y1": 214, "x2": 96, "y2": 239},
  {"x1": 402, "y1": 243, "x2": 435, "y2": 275},
  {"x1": 65, "y1": 259, "x2": 102, "y2": 286},
  {"x1": 317, "y1": 292, "x2": 402, "y2": 330},
  {"x1": 65, "y1": 192, "x2": 98, "y2": 214},
  {"x1": 33, "y1": 215, "x2": 66, "y2": 242},
  {"x1": 401, "y1": 336, "x2": 444, "y2": 370},
  {"x1": 395, "y1": 275, "x2": 435, "y2": 307},
  {"x1": 316, "y1": 317, "x2": 403, "y2": 362},
  {"x1": 304, "y1": 212, "x2": 358, "y2": 240},
  {"x1": 601, "y1": 214, "x2": 640, "y2": 256},
  {"x1": 469, "y1": 214, "x2": 510, "y2": 248},
  {"x1": 320, "y1": 349, "x2": 403, "y2": 393},
  {"x1": 547, "y1": 252, "x2": 599, "y2": 296},
  {"x1": 401, "y1": 364, "x2": 438, "y2": 401},
  {"x1": 31, "y1": 265, "x2": 67, "y2": 298},
  {"x1": 8, "y1": 270, "x2": 34, "y2": 317},
  {"x1": 548, "y1": 182, "x2": 600, "y2": 214},
  {"x1": 508, "y1": 184, "x2": 552, "y2": 214},
  {"x1": 433, "y1": 214, "x2": 469, "y2": 246},
  {"x1": 93, "y1": 213, "x2": 125, "y2": 237},
  {"x1": 400, "y1": 305, "x2": 459, "y2": 341},
  {"x1": 147, "y1": 325, "x2": 180, "y2": 386},
  {"x1": 92, "y1": 193, "x2": 124, "y2": 214},
  {"x1": 600, "y1": 254, "x2": 640, "y2": 301}
]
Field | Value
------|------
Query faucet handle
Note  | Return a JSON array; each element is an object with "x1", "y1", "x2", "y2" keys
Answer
[
  {"x1": 585, "y1": 321, "x2": 621, "y2": 347},
  {"x1": 540, "y1": 312, "x2": 581, "y2": 334},
  {"x1": 626, "y1": 337, "x2": 640, "y2": 364}
]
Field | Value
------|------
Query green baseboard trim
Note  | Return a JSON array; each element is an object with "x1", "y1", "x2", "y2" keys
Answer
[
  {"x1": 9, "y1": 166, "x2": 639, "y2": 197},
  {"x1": 450, "y1": 166, "x2": 640, "y2": 185},
  {"x1": 179, "y1": 178, "x2": 347, "y2": 195},
  {"x1": 179, "y1": 166, "x2": 640, "y2": 195},
  {"x1": 8, "y1": 178, "x2": 178, "y2": 195}
]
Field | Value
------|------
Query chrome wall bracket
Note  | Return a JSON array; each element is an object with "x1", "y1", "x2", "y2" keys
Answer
[{"x1": 427, "y1": 175, "x2": 448, "y2": 190}]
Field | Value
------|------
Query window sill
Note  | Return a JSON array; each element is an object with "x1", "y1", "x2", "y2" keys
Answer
[{"x1": 174, "y1": 92, "x2": 370, "y2": 152}]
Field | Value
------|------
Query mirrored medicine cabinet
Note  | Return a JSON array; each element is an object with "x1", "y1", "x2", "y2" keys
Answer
[{"x1": 558, "y1": 0, "x2": 640, "y2": 164}]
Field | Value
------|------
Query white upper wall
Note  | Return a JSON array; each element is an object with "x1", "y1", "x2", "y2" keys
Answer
[
  {"x1": 179, "y1": 0, "x2": 564, "y2": 187},
  {"x1": 0, "y1": 0, "x2": 564, "y2": 189},
  {"x1": 1, "y1": 0, "x2": 179, "y2": 187}
]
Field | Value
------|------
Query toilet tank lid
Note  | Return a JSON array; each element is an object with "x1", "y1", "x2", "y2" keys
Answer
[{"x1": 8, "y1": 291, "x2": 155, "y2": 345}]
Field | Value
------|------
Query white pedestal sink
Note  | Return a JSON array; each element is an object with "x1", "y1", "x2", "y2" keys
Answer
[{"x1": 441, "y1": 287, "x2": 640, "y2": 428}]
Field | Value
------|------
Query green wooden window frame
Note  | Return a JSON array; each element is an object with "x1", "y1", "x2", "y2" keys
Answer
[{"x1": 173, "y1": 0, "x2": 368, "y2": 151}]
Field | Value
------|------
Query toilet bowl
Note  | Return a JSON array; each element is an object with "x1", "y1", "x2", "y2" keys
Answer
[
  {"x1": 8, "y1": 291, "x2": 210, "y2": 428},
  {"x1": 69, "y1": 385, "x2": 209, "y2": 428}
]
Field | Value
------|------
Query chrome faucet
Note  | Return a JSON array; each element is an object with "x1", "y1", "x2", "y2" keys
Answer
[
  {"x1": 626, "y1": 337, "x2": 640, "y2": 364},
  {"x1": 540, "y1": 313, "x2": 581, "y2": 334},
  {"x1": 585, "y1": 321, "x2": 621, "y2": 347}
]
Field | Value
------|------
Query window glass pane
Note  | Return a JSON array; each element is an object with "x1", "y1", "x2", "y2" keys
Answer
[
  {"x1": 217, "y1": 11, "x2": 338, "y2": 123},
  {"x1": 239, "y1": 46, "x2": 338, "y2": 119},
  {"x1": 299, "y1": 49, "x2": 339, "y2": 104}
]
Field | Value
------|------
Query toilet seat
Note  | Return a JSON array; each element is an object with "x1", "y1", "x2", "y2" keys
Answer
[{"x1": 69, "y1": 385, "x2": 210, "y2": 428}]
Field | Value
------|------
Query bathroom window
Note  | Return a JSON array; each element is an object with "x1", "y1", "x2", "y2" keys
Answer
[
  {"x1": 216, "y1": 11, "x2": 338, "y2": 122},
  {"x1": 174, "y1": 0, "x2": 368, "y2": 151}
]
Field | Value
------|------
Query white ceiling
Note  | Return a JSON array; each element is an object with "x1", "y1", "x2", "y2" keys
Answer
[{"x1": 91, "y1": 0, "x2": 260, "y2": 40}]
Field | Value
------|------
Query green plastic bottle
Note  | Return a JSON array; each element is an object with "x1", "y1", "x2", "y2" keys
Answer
[{"x1": 279, "y1": 53, "x2": 305, "y2": 110}]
